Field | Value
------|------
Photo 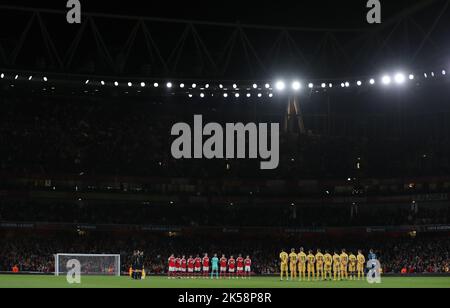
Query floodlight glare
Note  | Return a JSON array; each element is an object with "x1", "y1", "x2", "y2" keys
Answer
[
  {"x1": 85, "y1": 80, "x2": 90, "y2": 85},
  {"x1": 258, "y1": 93, "x2": 262, "y2": 97},
  {"x1": 275, "y1": 81, "x2": 286, "y2": 91},
  {"x1": 101, "y1": 81, "x2": 105, "y2": 86},
  {"x1": 369, "y1": 78, "x2": 375, "y2": 85},
  {"x1": 28, "y1": 76, "x2": 33, "y2": 81},
  {"x1": 154, "y1": 82, "x2": 159, "y2": 88},
  {"x1": 341, "y1": 83, "x2": 345, "y2": 88},
  {"x1": 15, "y1": 75, "x2": 19, "y2": 80},
  {"x1": 265, "y1": 83, "x2": 270, "y2": 89},
  {"x1": 357, "y1": 81, "x2": 362, "y2": 86},
  {"x1": 253, "y1": 84, "x2": 258, "y2": 89},
  {"x1": 192, "y1": 83, "x2": 197, "y2": 88},
  {"x1": 180, "y1": 83, "x2": 185, "y2": 88},
  {"x1": 233, "y1": 84, "x2": 238, "y2": 89},
  {"x1": 43, "y1": 77, "x2": 48, "y2": 82},
  {"x1": 424, "y1": 73, "x2": 428, "y2": 78},
  {"x1": 329, "y1": 83, "x2": 333, "y2": 88},
  {"x1": 308, "y1": 83, "x2": 314, "y2": 89},
  {"x1": 140, "y1": 82, "x2": 146, "y2": 87},
  {"x1": 382, "y1": 75, "x2": 391, "y2": 85},
  {"x1": 114, "y1": 81, "x2": 119, "y2": 86},
  {"x1": 443, "y1": 70, "x2": 447, "y2": 75},
  {"x1": 219, "y1": 84, "x2": 224, "y2": 89},
  {"x1": 321, "y1": 83, "x2": 326, "y2": 88},
  {"x1": 247, "y1": 93, "x2": 251, "y2": 98},
  {"x1": 200, "y1": 93, "x2": 205, "y2": 98},
  {"x1": 268, "y1": 93, "x2": 273, "y2": 98},
  {"x1": 409, "y1": 74, "x2": 415, "y2": 80},
  {"x1": 394, "y1": 73, "x2": 405, "y2": 84},
  {"x1": 0, "y1": 73, "x2": 4, "y2": 79},
  {"x1": 128, "y1": 82, "x2": 133, "y2": 87},
  {"x1": 224, "y1": 93, "x2": 228, "y2": 98},
  {"x1": 167, "y1": 82, "x2": 173, "y2": 88},
  {"x1": 345, "y1": 82, "x2": 350, "y2": 88},
  {"x1": 292, "y1": 81, "x2": 301, "y2": 91},
  {"x1": 235, "y1": 93, "x2": 240, "y2": 98}
]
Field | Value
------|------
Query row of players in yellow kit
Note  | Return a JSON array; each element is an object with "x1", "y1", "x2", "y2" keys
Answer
[{"x1": 279, "y1": 248, "x2": 366, "y2": 281}]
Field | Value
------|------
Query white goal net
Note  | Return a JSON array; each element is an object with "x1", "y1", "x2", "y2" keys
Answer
[{"x1": 55, "y1": 254, "x2": 121, "y2": 276}]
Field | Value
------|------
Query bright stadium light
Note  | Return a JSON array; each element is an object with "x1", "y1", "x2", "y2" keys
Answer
[
  {"x1": 443, "y1": 70, "x2": 447, "y2": 76},
  {"x1": 382, "y1": 75, "x2": 392, "y2": 85},
  {"x1": 200, "y1": 93, "x2": 205, "y2": 98},
  {"x1": 341, "y1": 83, "x2": 345, "y2": 88},
  {"x1": 223, "y1": 93, "x2": 228, "y2": 98},
  {"x1": 345, "y1": 82, "x2": 350, "y2": 88},
  {"x1": 233, "y1": 84, "x2": 238, "y2": 89},
  {"x1": 292, "y1": 81, "x2": 301, "y2": 91},
  {"x1": 114, "y1": 81, "x2": 119, "y2": 86},
  {"x1": 180, "y1": 83, "x2": 185, "y2": 88},
  {"x1": 275, "y1": 81, "x2": 286, "y2": 91},
  {"x1": 357, "y1": 81, "x2": 362, "y2": 86},
  {"x1": 329, "y1": 83, "x2": 333, "y2": 88},
  {"x1": 369, "y1": 78, "x2": 375, "y2": 85},
  {"x1": 247, "y1": 93, "x2": 251, "y2": 98},
  {"x1": 154, "y1": 82, "x2": 159, "y2": 88},
  {"x1": 192, "y1": 83, "x2": 197, "y2": 88},
  {"x1": 188, "y1": 94, "x2": 193, "y2": 98},
  {"x1": 85, "y1": 80, "x2": 90, "y2": 85},
  {"x1": 265, "y1": 83, "x2": 270, "y2": 89},
  {"x1": 128, "y1": 82, "x2": 133, "y2": 87},
  {"x1": 258, "y1": 93, "x2": 262, "y2": 98},
  {"x1": 28, "y1": 76, "x2": 33, "y2": 81},
  {"x1": 219, "y1": 84, "x2": 224, "y2": 89},
  {"x1": 235, "y1": 93, "x2": 240, "y2": 98},
  {"x1": 409, "y1": 74, "x2": 415, "y2": 80},
  {"x1": 101, "y1": 81, "x2": 105, "y2": 86},
  {"x1": 43, "y1": 77, "x2": 48, "y2": 82},
  {"x1": 167, "y1": 82, "x2": 173, "y2": 88},
  {"x1": 15, "y1": 75, "x2": 19, "y2": 80},
  {"x1": 424, "y1": 73, "x2": 428, "y2": 78},
  {"x1": 268, "y1": 93, "x2": 273, "y2": 98},
  {"x1": 321, "y1": 83, "x2": 326, "y2": 88},
  {"x1": 308, "y1": 83, "x2": 314, "y2": 89},
  {"x1": 140, "y1": 82, "x2": 146, "y2": 87},
  {"x1": 0, "y1": 73, "x2": 4, "y2": 79},
  {"x1": 253, "y1": 83, "x2": 258, "y2": 89},
  {"x1": 394, "y1": 73, "x2": 406, "y2": 84},
  {"x1": 431, "y1": 72, "x2": 435, "y2": 77}
]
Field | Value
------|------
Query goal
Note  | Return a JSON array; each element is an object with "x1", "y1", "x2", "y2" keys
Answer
[{"x1": 55, "y1": 254, "x2": 121, "y2": 276}]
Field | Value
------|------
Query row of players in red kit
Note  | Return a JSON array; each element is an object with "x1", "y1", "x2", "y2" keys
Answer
[{"x1": 168, "y1": 254, "x2": 252, "y2": 279}]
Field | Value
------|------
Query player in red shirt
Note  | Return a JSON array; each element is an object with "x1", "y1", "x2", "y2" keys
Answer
[
  {"x1": 194, "y1": 255, "x2": 202, "y2": 278},
  {"x1": 220, "y1": 255, "x2": 228, "y2": 279},
  {"x1": 175, "y1": 256, "x2": 181, "y2": 278},
  {"x1": 244, "y1": 255, "x2": 252, "y2": 279},
  {"x1": 202, "y1": 253, "x2": 210, "y2": 279},
  {"x1": 228, "y1": 256, "x2": 236, "y2": 279},
  {"x1": 187, "y1": 256, "x2": 195, "y2": 279},
  {"x1": 180, "y1": 256, "x2": 187, "y2": 278},
  {"x1": 168, "y1": 254, "x2": 176, "y2": 279},
  {"x1": 237, "y1": 254, "x2": 244, "y2": 279}
]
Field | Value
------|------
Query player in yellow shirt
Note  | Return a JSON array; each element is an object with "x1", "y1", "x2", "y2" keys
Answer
[
  {"x1": 297, "y1": 247, "x2": 307, "y2": 281},
  {"x1": 279, "y1": 249, "x2": 289, "y2": 281},
  {"x1": 348, "y1": 252, "x2": 357, "y2": 280},
  {"x1": 315, "y1": 249, "x2": 325, "y2": 281},
  {"x1": 323, "y1": 250, "x2": 333, "y2": 281},
  {"x1": 289, "y1": 249, "x2": 298, "y2": 281},
  {"x1": 307, "y1": 250, "x2": 316, "y2": 281},
  {"x1": 333, "y1": 251, "x2": 341, "y2": 281},
  {"x1": 357, "y1": 250, "x2": 366, "y2": 281},
  {"x1": 340, "y1": 249, "x2": 349, "y2": 280}
]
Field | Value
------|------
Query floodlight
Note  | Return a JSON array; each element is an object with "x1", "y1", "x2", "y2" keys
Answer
[
  {"x1": 292, "y1": 81, "x2": 301, "y2": 91},
  {"x1": 394, "y1": 73, "x2": 405, "y2": 84},
  {"x1": 382, "y1": 75, "x2": 391, "y2": 85},
  {"x1": 275, "y1": 81, "x2": 286, "y2": 91}
]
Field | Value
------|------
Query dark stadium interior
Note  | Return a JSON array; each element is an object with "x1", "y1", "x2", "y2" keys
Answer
[{"x1": 0, "y1": 0, "x2": 450, "y2": 280}]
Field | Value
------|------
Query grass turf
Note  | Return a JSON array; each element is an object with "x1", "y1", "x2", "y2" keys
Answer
[{"x1": 0, "y1": 275, "x2": 449, "y2": 288}]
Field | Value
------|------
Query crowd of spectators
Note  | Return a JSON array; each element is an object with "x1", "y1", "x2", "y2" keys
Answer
[
  {"x1": 2, "y1": 95, "x2": 450, "y2": 180},
  {"x1": 1, "y1": 201, "x2": 449, "y2": 228},
  {"x1": 0, "y1": 232, "x2": 448, "y2": 275}
]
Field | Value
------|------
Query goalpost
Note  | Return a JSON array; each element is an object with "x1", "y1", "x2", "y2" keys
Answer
[{"x1": 55, "y1": 254, "x2": 121, "y2": 277}]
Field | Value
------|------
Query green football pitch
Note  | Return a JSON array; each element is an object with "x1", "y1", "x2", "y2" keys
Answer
[{"x1": 0, "y1": 275, "x2": 449, "y2": 288}]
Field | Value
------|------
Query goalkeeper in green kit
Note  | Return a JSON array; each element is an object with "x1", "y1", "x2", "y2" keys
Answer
[{"x1": 211, "y1": 254, "x2": 219, "y2": 279}]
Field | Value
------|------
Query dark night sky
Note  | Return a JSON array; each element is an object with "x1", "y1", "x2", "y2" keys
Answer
[{"x1": 1, "y1": 0, "x2": 418, "y2": 28}]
